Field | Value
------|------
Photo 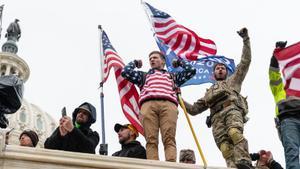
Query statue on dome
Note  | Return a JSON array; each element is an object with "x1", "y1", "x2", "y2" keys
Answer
[{"x1": 5, "y1": 19, "x2": 21, "y2": 42}]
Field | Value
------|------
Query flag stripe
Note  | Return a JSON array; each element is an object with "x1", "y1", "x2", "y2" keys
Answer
[
  {"x1": 289, "y1": 77, "x2": 300, "y2": 91},
  {"x1": 276, "y1": 42, "x2": 300, "y2": 60},
  {"x1": 101, "y1": 31, "x2": 144, "y2": 135},
  {"x1": 144, "y1": 2, "x2": 216, "y2": 60},
  {"x1": 278, "y1": 53, "x2": 300, "y2": 70},
  {"x1": 274, "y1": 41, "x2": 300, "y2": 97},
  {"x1": 282, "y1": 58, "x2": 300, "y2": 80}
]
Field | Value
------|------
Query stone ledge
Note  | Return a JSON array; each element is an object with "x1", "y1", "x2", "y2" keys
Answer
[{"x1": 0, "y1": 145, "x2": 229, "y2": 169}]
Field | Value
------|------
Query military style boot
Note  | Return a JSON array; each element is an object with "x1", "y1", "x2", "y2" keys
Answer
[{"x1": 235, "y1": 159, "x2": 254, "y2": 169}]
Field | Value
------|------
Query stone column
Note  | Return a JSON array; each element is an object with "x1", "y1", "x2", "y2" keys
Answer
[
  {"x1": 5, "y1": 64, "x2": 11, "y2": 75},
  {"x1": 13, "y1": 68, "x2": 19, "y2": 76},
  {"x1": 0, "y1": 129, "x2": 9, "y2": 152}
]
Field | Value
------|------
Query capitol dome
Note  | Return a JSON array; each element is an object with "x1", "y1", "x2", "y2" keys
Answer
[
  {"x1": 6, "y1": 100, "x2": 57, "y2": 147},
  {"x1": 0, "y1": 29, "x2": 57, "y2": 147}
]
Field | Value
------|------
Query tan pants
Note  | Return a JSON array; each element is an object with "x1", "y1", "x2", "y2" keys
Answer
[{"x1": 140, "y1": 100, "x2": 178, "y2": 162}]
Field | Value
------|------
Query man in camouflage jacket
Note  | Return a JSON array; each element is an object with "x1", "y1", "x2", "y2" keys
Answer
[{"x1": 184, "y1": 28, "x2": 252, "y2": 169}]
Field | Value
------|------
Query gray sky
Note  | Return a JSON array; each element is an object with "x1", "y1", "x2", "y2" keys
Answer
[{"x1": 2, "y1": 0, "x2": 300, "y2": 167}]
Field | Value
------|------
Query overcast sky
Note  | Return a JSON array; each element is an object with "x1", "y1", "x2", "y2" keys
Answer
[{"x1": 2, "y1": 0, "x2": 300, "y2": 167}]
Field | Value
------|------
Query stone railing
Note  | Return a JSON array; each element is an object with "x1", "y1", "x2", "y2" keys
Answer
[{"x1": 0, "y1": 130, "x2": 229, "y2": 169}]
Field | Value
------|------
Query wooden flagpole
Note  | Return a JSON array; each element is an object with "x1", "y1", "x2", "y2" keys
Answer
[{"x1": 140, "y1": 1, "x2": 208, "y2": 167}]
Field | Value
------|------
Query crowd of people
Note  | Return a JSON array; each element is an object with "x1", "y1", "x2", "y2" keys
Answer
[{"x1": 4, "y1": 27, "x2": 299, "y2": 169}]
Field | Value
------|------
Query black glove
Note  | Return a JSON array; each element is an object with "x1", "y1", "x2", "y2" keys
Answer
[
  {"x1": 275, "y1": 41, "x2": 287, "y2": 48},
  {"x1": 134, "y1": 60, "x2": 143, "y2": 68},
  {"x1": 172, "y1": 59, "x2": 182, "y2": 68},
  {"x1": 237, "y1": 27, "x2": 249, "y2": 39},
  {"x1": 250, "y1": 153, "x2": 260, "y2": 161},
  {"x1": 206, "y1": 116, "x2": 212, "y2": 128},
  {"x1": 270, "y1": 55, "x2": 279, "y2": 68}
]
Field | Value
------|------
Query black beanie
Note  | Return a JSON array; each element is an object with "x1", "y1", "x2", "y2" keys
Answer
[{"x1": 19, "y1": 130, "x2": 39, "y2": 147}]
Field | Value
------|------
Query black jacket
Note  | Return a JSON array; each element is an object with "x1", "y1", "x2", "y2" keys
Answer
[
  {"x1": 44, "y1": 102, "x2": 99, "y2": 154},
  {"x1": 250, "y1": 153, "x2": 283, "y2": 169},
  {"x1": 278, "y1": 99, "x2": 300, "y2": 121},
  {"x1": 268, "y1": 160, "x2": 283, "y2": 169},
  {"x1": 112, "y1": 140, "x2": 146, "y2": 159}
]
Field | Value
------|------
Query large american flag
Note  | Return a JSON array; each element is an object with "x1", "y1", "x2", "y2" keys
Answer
[
  {"x1": 101, "y1": 30, "x2": 144, "y2": 135},
  {"x1": 143, "y1": 2, "x2": 217, "y2": 60},
  {"x1": 274, "y1": 41, "x2": 300, "y2": 97}
]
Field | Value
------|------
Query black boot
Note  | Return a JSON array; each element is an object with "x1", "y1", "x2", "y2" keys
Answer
[{"x1": 236, "y1": 159, "x2": 254, "y2": 169}]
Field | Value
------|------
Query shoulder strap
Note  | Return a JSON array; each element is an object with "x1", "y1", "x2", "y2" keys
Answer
[
  {"x1": 169, "y1": 72, "x2": 181, "y2": 93},
  {"x1": 139, "y1": 72, "x2": 147, "y2": 89}
]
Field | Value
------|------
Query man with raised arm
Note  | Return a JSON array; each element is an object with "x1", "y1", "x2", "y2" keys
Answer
[
  {"x1": 183, "y1": 28, "x2": 252, "y2": 169},
  {"x1": 269, "y1": 41, "x2": 300, "y2": 169},
  {"x1": 121, "y1": 51, "x2": 195, "y2": 162}
]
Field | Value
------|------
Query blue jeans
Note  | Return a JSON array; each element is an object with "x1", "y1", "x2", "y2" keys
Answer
[{"x1": 281, "y1": 117, "x2": 300, "y2": 169}]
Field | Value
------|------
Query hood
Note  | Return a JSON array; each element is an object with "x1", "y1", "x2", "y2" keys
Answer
[{"x1": 72, "y1": 102, "x2": 96, "y2": 127}]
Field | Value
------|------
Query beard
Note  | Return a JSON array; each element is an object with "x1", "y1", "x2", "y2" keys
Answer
[
  {"x1": 119, "y1": 133, "x2": 131, "y2": 145},
  {"x1": 215, "y1": 76, "x2": 225, "y2": 81},
  {"x1": 214, "y1": 73, "x2": 227, "y2": 81}
]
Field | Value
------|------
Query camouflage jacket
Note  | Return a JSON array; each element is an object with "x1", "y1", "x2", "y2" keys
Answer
[{"x1": 184, "y1": 37, "x2": 251, "y2": 116}]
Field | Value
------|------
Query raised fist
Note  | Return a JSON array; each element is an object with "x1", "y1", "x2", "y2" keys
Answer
[
  {"x1": 172, "y1": 59, "x2": 181, "y2": 68},
  {"x1": 237, "y1": 27, "x2": 249, "y2": 39},
  {"x1": 275, "y1": 41, "x2": 287, "y2": 49},
  {"x1": 134, "y1": 60, "x2": 143, "y2": 68}
]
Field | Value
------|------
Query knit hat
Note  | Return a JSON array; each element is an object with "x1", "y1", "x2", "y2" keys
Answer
[
  {"x1": 19, "y1": 129, "x2": 39, "y2": 147},
  {"x1": 179, "y1": 149, "x2": 196, "y2": 164}
]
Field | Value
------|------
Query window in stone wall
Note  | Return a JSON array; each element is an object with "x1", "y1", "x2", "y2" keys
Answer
[
  {"x1": 36, "y1": 115, "x2": 44, "y2": 131},
  {"x1": 10, "y1": 67, "x2": 16, "y2": 75},
  {"x1": 19, "y1": 111, "x2": 27, "y2": 123},
  {"x1": 50, "y1": 123, "x2": 56, "y2": 132},
  {"x1": 1, "y1": 65, "x2": 6, "y2": 75},
  {"x1": 18, "y1": 72, "x2": 22, "y2": 78}
]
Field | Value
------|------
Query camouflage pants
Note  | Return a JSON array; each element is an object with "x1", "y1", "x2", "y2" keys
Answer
[
  {"x1": 211, "y1": 108, "x2": 251, "y2": 168},
  {"x1": 255, "y1": 166, "x2": 269, "y2": 169}
]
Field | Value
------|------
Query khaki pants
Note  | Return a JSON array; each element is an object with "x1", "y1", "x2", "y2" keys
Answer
[{"x1": 141, "y1": 100, "x2": 178, "y2": 162}]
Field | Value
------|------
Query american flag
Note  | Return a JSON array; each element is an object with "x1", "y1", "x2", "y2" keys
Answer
[
  {"x1": 274, "y1": 41, "x2": 300, "y2": 97},
  {"x1": 143, "y1": 2, "x2": 217, "y2": 60},
  {"x1": 101, "y1": 31, "x2": 144, "y2": 135}
]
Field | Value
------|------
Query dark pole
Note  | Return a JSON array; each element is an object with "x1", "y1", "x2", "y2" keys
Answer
[
  {"x1": 98, "y1": 25, "x2": 108, "y2": 155},
  {"x1": 0, "y1": 5, "x2": 4, "y2": 40}
]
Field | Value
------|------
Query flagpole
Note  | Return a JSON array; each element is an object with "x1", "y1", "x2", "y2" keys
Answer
[
  {"x1": 0, "y1": 5, "x2": 4, "y2": 40},
  {"x1": 178, "y1": 94, "x2": 208, "y2": 168},
  {"x1": 141, "y1": 1, "x2": 208, "y2": 167},
  {"x1": 98, "y1": 25, "x2": 108, "y2": 155},
  {"x1": 140, "y1": 0, "x2": 155, "y2": 35}
]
